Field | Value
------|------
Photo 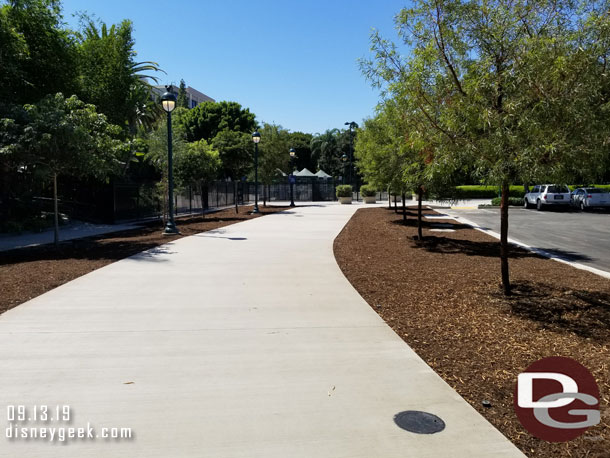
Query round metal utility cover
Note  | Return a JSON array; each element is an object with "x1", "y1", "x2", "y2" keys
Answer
[{"x1": 394, "y1": 411, "x2": 446, "y2": 434}]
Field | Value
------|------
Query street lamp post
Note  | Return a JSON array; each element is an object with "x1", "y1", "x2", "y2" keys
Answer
[
  {"x1": 161, "y1": 86, "x2": 179, "y2": 235},
  {"x1": 251, "y1": 131, "x2": 261, "y2": 214},
  {"x1": 289, "y1": 148, "x2": 296, "y2": 207},
  {"x1": 341, "y1": 153, "x2": 347, "y2": 185},
  {"x1": 344, "y1": 121, "x2": 357, "y2": 186}
]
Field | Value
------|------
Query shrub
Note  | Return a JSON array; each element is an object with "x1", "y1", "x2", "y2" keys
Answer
[
  {"x1": 456, "y1": 185, "x2": 525, "y2": 199},
  {"x1": 490, "y1": 197, "x2": 524, "y2": 206},
  {"x1": 336, "y1": 185, "x2": 353, "y2": 197},
  {"x1": 359, "y1": 184, "x2": 376, "y2": 197},
  {"x1": 569, "y1": 184, "x2": 610, "y2": 191}
]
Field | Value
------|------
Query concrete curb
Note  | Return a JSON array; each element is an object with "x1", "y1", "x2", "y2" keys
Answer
[{"x1": 434, "y1": 208, "x2": 610, "y2": 280}]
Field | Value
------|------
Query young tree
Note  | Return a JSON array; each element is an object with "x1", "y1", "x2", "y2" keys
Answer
[
  {"x1": 7, "y1": 93, "x2": 124, "y2": 246},
  {"x1": 211, "y1": 130, "x2": 252, "y2": 180},
  {"x1": 257, "y1": 123, "x2": 291, "y2": 206},
  {"x1": 175, "y1": 139, "x2": 221, "y2": 215},
  {"x1": 211, "y1": 130, "x2": 253, "y2": 213},
  {"x1": 354, "y1": 102, "x2": 414, "y2": 224},
  {"x1": 362, "y1": 0, "x2": 609, "y2": 295}
]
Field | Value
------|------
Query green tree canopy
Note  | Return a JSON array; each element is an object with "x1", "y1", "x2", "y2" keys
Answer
[
  {"x1": 257, "y1": 123, "x2": 291, "y2": 185},
  {"x1": 310, "y1": 129, "x2": 341, "y2": 177},
  {"x1": 178, "y1": 101, "x2": 257, "y2": 143},
  {"x1": 175, "y1": 139, "x2": 221, "y2": 189},
  {"x1": 354, "y1": 102, "x2": 406, "y2": 194},
  {"x1": 1, "y1": 0, "x2": 78, "y2": 105},
  {"x1": 287, "y1": 131, "x2": 314, "y2": 172},
  {"x1": 361, "y1": 0, "x2": 610, "y2": 294},
  {"x1": 177, "y1": 79, "x2": 188, "y2": 109},
  {"x1": 210, "y1": 129, "x2": 253, "y2": 180},
  {"x1": 5, "y1": 93, "x2": 125, "y2": 244}
]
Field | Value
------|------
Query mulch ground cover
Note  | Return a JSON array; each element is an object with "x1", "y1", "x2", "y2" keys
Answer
[
  {"x1": 0, "y1": 205, "x2": 288, "y2": 314},
  {"x1": 333, "y1": 206, "x2": 609, "y2": 458}
]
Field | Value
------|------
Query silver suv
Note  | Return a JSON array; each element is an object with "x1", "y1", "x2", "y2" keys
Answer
[{"x1": 524, "y1": 184, "x2": 571, "y2": 210}]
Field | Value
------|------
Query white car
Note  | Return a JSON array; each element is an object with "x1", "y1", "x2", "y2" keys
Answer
[
  {"x1": 571, "y1": 187, "x2": 610, "y2": 210},
  {"x1": 524, "y1": 184, "x2": 572, "y2": 210}
]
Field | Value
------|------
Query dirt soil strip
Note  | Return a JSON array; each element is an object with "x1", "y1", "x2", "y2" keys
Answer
[
  {"x1": 0, "y1": 206, "x2": 289, "y2": 315},
  {"x1": 333, "y1": 206, "x2": 609, "y2": 458}
]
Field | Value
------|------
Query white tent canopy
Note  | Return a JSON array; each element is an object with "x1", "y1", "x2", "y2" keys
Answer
[
  {"x1": 294, "y1": 168, "x2": 316, "y2": 177},
  {"x1": 314, "y1": 169, "x2": 332, "y2": 178}
]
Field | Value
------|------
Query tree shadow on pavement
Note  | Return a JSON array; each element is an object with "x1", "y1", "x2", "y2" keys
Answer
[
  {"x1": 497, "y1": 281, "x2": 610, "y2": 342},
  {"x1": 530, "y1": 247, "x2": 594, "y2": 263}
]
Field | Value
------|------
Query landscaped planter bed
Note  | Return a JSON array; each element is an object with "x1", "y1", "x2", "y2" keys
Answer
[{"x1": 333, "y1": 206, "x2": 609, "y2": 458}]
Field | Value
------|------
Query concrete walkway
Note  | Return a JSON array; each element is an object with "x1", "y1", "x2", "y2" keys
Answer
[{"x1": 0, "y1": 203, "x2": 523, "y2": 457}]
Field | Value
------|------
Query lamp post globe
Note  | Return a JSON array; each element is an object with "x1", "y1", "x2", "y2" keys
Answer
[
  {"x1": 161, "y1": 86, "x2": 179, "y2": 235},
  {"x1": 251, "y1": 131, "x2": 261, "y2": 214},
  {"x1": 289, "y1": 148, "x2": 296, "y2": 207}
]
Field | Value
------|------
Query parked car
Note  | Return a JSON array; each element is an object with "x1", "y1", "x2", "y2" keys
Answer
[
  {"x1": 571, "y1": 187, "x2": 610, "y2": 210},
  {"x1": 524, "y1": 184, "x2": 572, "y2": 210}
]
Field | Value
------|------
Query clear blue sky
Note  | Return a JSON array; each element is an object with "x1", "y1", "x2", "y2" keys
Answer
[{"x1": 59, "y1": 0, "x2": 410, "y2": 135}]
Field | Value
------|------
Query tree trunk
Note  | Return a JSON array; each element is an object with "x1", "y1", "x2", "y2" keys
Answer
[
  {"x1": 402, "y1": 192, "x2": 406, "y2": 222},
  {"x1": 53, "y1": 173, "x2": 59, "y2": 247},
  {"x1": 234, "y1": 181, "x2": 239, "y2": 214},
  {"x1": 500, "y1": 181, "x2": 511, "y2": 295},
  {"x1": 199, "y1": 183, "x2": 205, "y2": 217},
  {"x1": 388, "y1": 187, "x2": 391, "y2": 209},
  {"x1": 417, "y1": 186, "x2": 423, "y2": 240},
  {"x1": 394, "y1": 194, "x2": 397, "y2": 213},
  {"x1": 203, "y1": 183, "x2": 209, "y2": 211}
]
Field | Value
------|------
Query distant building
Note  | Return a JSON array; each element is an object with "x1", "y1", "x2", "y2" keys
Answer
[{"x1": 152, "y1": 85, "x2": 215, "y2": 108}]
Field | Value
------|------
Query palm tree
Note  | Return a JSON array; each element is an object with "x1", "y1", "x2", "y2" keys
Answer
[
  {"x1": 310, "y1": 129, "x2": 341, "y2": 177},
  {"x1": 76, "y1": 16, "x2": 164, "y2": 135}
]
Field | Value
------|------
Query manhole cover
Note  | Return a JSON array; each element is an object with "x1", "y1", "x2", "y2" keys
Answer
[{"x1": 394, "y1": 410, "x2": 445, "y2": 434}]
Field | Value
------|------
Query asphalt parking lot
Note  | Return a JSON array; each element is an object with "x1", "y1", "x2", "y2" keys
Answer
[{"x1": 447, "y1": 206, "x2": 610, "y2": 274}]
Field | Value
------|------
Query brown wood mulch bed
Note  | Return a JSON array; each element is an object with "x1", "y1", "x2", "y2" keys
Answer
[
  {"x1": 333, "y1": 206, "x2": 609, "y2": 458},
  {"x1": 0, "y1": 205, "x2": 288, "y2": 315}
]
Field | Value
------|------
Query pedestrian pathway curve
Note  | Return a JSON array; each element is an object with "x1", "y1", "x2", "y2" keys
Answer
[{"x1": 0, "y1": 203, "x2": 523, "y2": 457}]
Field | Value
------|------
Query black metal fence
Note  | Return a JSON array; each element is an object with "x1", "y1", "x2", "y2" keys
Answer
[
  {"x1": 53, "y1": 178, "x2": 392, "y2": 224},
  {"x1": 112, "y1": 178, "x2": 347, "y2": 223}
]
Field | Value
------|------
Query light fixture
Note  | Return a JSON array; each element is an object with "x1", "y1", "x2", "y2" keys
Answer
[{"x1": 160, "y1": 86, "x2": 177, "y2": 113}]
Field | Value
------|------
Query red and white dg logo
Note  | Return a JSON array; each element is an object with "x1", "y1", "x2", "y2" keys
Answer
[{"x1": 514, "y1": 356, "x2": 600, "y2": 442}]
